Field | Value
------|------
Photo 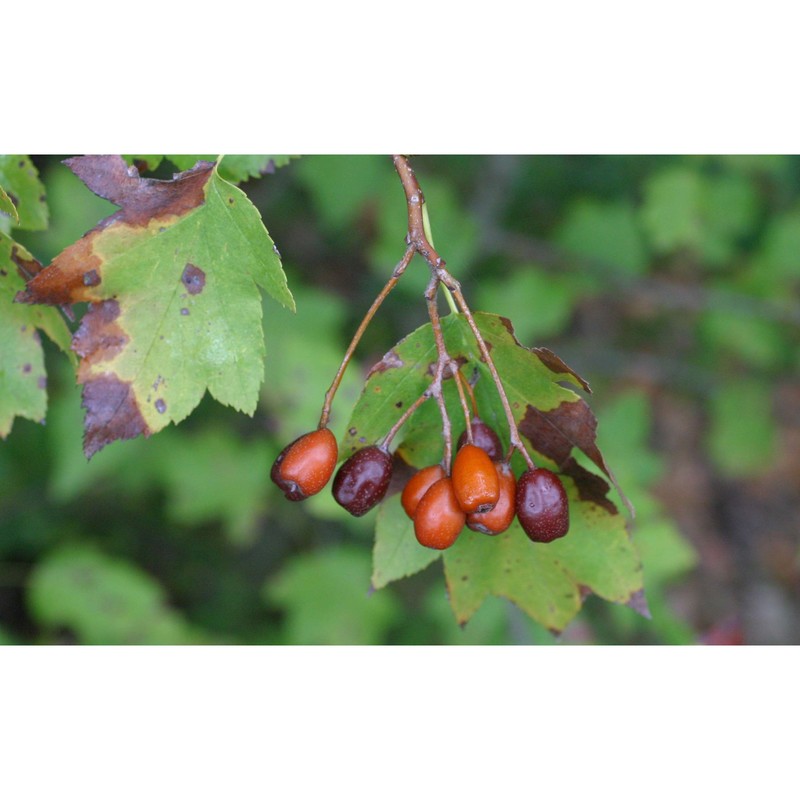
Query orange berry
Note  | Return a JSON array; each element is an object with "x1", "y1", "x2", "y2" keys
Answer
[
  {"x1": 451, "y1": 443, "x2": 500, "y2": 513},
  {"x1": 270, "y1": 428, "x2": 338, "y2": 501},
  {"x1": 401, "y1": 464, "x2": 446, "y2": 519},
  {"x1": 414, "y1": 477, "x2": 465, "y2": 550},
  {"x1": 467, "y1": 462, "x2": 516, "y2": 535}
]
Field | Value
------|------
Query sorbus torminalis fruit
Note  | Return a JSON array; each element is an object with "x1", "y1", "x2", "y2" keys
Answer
[
  {"x1": 451, "y1": 443, "x2": 500, "y2": 513},
  {"x1": 401, "y1": 464, "x2": 446, "y2": 520},
  {"x1": 332, "y1": 445, "x2": 393, "y2": 517},
  {"x1": 457, "y1": 417, "x2": 503, "y2": 461},
  {"x1": 413, "y1": 477, "x2": 465, "y2": 550},
  {"x1": 466, "y1": 461, "x2": 516, "y2": 535},
  {"x1": 271, "y1": 428, "x2": 338, "y2": 501},
  {"x1": 515, "y1": 468, "x2": 569, "y2": 543}
]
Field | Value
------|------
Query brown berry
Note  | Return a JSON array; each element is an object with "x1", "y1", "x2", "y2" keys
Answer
[
  {"x1": 451, "y1": 443, "x2": 500, "y2": 513},
  {"x1": 401, "y1": 464, "x2": 446, "y2": 520},
  {"x1": 332, "y1": 445, "x2": 393, "y2": 516},
  {"x1": 414, "y1": 477, "x2": 465, "y2": 550},
  {"x1": 467, "y1": 462, "x2": 516, "y2": 535},
  {"x1": 271, "y1": 428, "x2": 338, "y2": 501},
  {"x1": 457, "y1": 417, "x2": 503, "y2": 461},
  {"x1": 515, "y1": 468, "x2": 569, "y2": 543}
]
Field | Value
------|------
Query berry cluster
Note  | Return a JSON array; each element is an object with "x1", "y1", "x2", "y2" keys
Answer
[
  {"x1": 271, "y1": 412, "x2": 569, "y2": 551},
  {"x1": 270, "y1": 155, "x2": 571, "y2": 551}
]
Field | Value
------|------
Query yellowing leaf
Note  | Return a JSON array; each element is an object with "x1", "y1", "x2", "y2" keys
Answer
[{"x1": 18, "y1": 156, "x2": 294, "y2": 457}]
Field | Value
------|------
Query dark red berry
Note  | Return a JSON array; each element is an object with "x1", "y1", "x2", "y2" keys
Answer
[
  {"x1": 467, "y1": 461, "x2": 516, "y2": 535},
  {"x1": 457, "y1": 417, "x2": 503, "y2": 461},
  {"x1": 401, "y1": 464, "x2": 446, "y2": 520},
  {"x1": 414, "y1": 477, "x2": 465, "y2": 550},
  {"x1": 515, "y1": 468, "x2": 569, "y2": 543},
  {"x1": 452, "y1": 443, "x2": 500, "y2": 513},
  {"x1": 332, "y1": 445, "x2": 393, "y2": 516},
  {"x1": 271, "y1": 428, "x2": 338, "y2": 501}
]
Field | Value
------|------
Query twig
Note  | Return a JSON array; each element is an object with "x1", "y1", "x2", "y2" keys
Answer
[
  {"x1": 393, "y1": 154, "x2": 536, "y2": 471},
  {"x1": 318, "y1": 244, "x2": 415, "y2": 428}
]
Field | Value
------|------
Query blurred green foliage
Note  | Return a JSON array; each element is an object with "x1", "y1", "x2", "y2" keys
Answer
[{"x1": 2, "y1": 154, "x2": 799, "y2": 645}]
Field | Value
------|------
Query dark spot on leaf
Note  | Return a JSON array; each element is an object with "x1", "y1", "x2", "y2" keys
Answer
[
  {"x1": 20, "y1": 325, "x2": 27, "y2": 332},
  {"x1": 461, "y1": 575, "x2": 468, "y2": 581},
  {"x1": 228, "y1": 197, "x2": 234, "y2": 204},
  {"x1": 17, "y1": 161, "x2": 24, "y2": 168},
  {"x1": 395, "y1": 401, "x2": 403, "y2": 408},
  {"x1": 83, "y1": 269, "x2": 101, "y2": 287},
  {"x1": 81, "y1": 374, "x2": 151, "y2": 459},
  {"x1": 348, "y1": 427, "x2": 357, "y2": 436},
  {"x1": 561, "y1": 458, "x2": 618, "y2": 515},
  {"x1": 368, "y1": 348, "x2": 404, "y2": 377},
  {"x1": 22, "y1": 363, "x2": 31, "y2": 373},
  {"x1": 39, "y1": 194, "x2": 46, "y2": 203},
  {"x1": 155, "y1": 398, "x2": 167, "y2": 414},
  {"x1": 180, "y1": 308, "x2": 190, "y2": 316},
  {"x1": 38, "y1": 376, "x2": 47, "y2": 389},
  {"x1": 0, "y1": 269, "x2": 6, "y2": 277},
  {"x1": 7, "y1": 192, "x2": 19, "y2": 209},
  {"x1": 359, "y1": 436, "x2": 366, "y2": 443},
  {"x1": 181, "y1": 263, "x2": 205, "y2": 295}
]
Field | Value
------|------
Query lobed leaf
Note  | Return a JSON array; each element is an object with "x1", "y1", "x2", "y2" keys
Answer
[
  {"x1": 345, "y1": 309, "x2": 643, "y2": 630},
  {"x1": 17, "y1": 155, "x2": 294, "y2": 457}
]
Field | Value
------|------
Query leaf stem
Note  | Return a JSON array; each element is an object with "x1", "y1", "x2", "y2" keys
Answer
[{"x1": 318, "y1": 244, "x2": 415, "y2": 429}]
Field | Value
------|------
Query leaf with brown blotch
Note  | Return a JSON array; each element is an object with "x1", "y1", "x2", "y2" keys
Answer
[
  {"x1": 16, "y1": 155, "x2": 294, "y2": 457},
  {"x1": 519, "y1": 398, "x2": 634, "y2": 516}
]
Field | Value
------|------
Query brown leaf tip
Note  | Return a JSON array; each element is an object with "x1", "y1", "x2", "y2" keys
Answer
[
  {"x1": 181, "y1": 263, "x2": 206, "y2": 295},
  {"x1": 81, "y1": 373, "x2": 151, "y2": 458}
]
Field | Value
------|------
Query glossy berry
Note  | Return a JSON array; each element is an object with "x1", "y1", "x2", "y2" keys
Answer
[
  {"x1": 515, "y1": 468, "x2": 569, "y2": 543},
  {"x1": 457, "y1": 417, "x2": 503, "y2": 461},
  {"x1": 401, "y1": 464, "x2": 446, "y2": 520},
  {"x1": 467, "y1": 462, "x2": 517, "y2": 535},
  {"x1": 414, "y1": 477, "x2": 465, "y2": 550},
  {"x1": 451, "y1": 443, "x2": 500, "y2": 513},
  {"x1": 332, "y1": 445, "x2": 393, "y2": 517},
  {"x1": 271, "y1": 428, "x2": 338, "y2": 501}
]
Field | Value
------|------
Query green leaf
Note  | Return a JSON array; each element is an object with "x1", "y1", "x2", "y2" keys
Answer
[
  {"x1": 475, "y1": 266, "x2": 581, "y2": 343},
  {"x1": 344, "y1": 310, "x2": 641, "y2": 630},
  {"x1": 707, "y1": 379, "x2": 777, "y2": 477},
  {"x1": 758, "y1": 210, "x2": 800, "y2": 279},
  {"x1": 639, "y1": 165, "x2": 758, "y2": 267},
  {"x1": 295, "y1": 155, "x2": 391, "y2": 231},
  {"x1": 555, "y1": 198, "x2": 648, "y2": 275},
  {"x1": 264, "y1": 547, "x2": 401, "y2": 644},
  {"x1": 0, "y1": 185, "x2": 19, "y2": 224},
  {"x1": 0, "y1": 155, "x2": 48, "y2": 230},
  {"x1": 28, "y1": 545, "x2": 204, "y2": 644},
  {"x1": 18, "y1": 156, "x2": 294, "y2": 457},
  {"x1": 444, "y1": 473, "x2": 643, "y2": 632},
  {"x1": 156, "y1": 428, "x2": 272, "y2": 545},
  {"x1": 0, "y1": 233, "x2": 74, "y2": 438},
  {"x1": 372, "y1": 493, "x2": 441, "y2": 589},
  {"x1": 165, "y1": 155, "x2": 299, "y2": 183}
]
